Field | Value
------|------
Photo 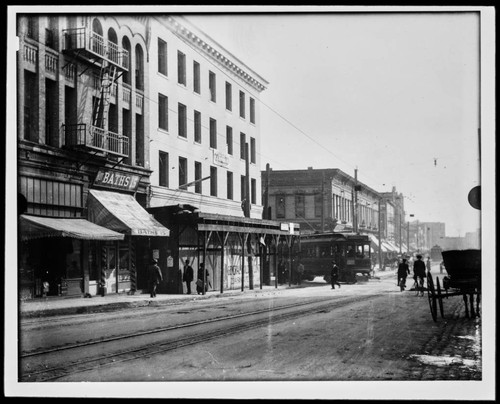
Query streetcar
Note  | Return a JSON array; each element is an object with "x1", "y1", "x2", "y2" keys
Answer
[{"x1": 295, "y1": 232, "x2": 372, "y2": 283}]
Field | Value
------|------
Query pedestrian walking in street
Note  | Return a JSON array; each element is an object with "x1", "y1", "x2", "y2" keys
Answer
[
  {"x1": 182, "y1": 259, "x2": 194, "y2": 294},
  {"x1": 297, "y1": 261, "x2": 305, "y2": 285},
  {"x1": 397, "y1": 258, "x2": 410, "y2": 291},
  {"x1": 413, "y1": 254, "x2": 426, "y2": 296},
  {"x1": 426, "y1": 256, "x2": 432, "y2": 273},
  {"x1": 196, "y1": 262, "x2": 211, "y2": 294},
  {"x1": 331, "y1": 261, "x2": 341, "y2": 289},
  {"x1": 148, "y1": 259, "x2": 163, "y2": 298}
]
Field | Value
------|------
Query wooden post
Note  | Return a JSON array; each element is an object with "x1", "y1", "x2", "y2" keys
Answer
[
  {"x1": 248, "y1": 233, "x2": 253, "y2": 290},
  {"x1": 240, "y1": 233, "x2": 245, "y2": 292},
  {"x1": 274, "y1": 235, "x2": 279, "y2": 289}
]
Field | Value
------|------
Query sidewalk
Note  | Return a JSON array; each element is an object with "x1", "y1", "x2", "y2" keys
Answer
[
  {"x1": 18, "y1": 284, "x2": 293, "y2": 319},
  {"x1": 17, "y1": 266, "x2": 426, "y2": 319}
]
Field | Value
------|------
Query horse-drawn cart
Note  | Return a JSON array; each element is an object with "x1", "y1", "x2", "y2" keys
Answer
[{"x1": 427, "y1": 249, "x2": 481, "y2": 322}]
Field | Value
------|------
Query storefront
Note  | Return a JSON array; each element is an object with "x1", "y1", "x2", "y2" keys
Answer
[
  {"x1": 148, "y1": 205, "x2": 300, "y2": 295},
  {"x1": 18, "y1": 215, "x2": 124, "y2": 299},
  {"x1": 18, "y1": 168, "x2": 170, "y2": 299},
  {"x1": 86, "y1": 169, "x2": 170, "y2": 294}
]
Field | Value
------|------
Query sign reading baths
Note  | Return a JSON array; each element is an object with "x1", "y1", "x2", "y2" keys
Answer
[{"x1": 94, "y1": 169, "x2": 141, "y2": 192}]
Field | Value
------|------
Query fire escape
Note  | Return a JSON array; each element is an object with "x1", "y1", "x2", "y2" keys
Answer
[{"x1": 62, "y1": 27, "x2": 130, "y2": 158}]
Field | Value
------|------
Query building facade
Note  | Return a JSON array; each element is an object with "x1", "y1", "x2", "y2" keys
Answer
[
  {"x1": 142, "y1": 16, "x2": 299, "y2": 293},
  {"x1": 262, "y1": 168, "x2": 383, "y2": 235},
  {"x1": 16, "y1": 13, "x2": 297, "y2": 299},
  {"x1": 17, "y1": 14, "x2": 170, "y2": 299}
]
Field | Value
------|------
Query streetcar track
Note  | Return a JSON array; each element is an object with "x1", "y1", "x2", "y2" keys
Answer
[
  {"x1": 21, "y1": 293, "x2": 381, "y2": 382},
  {"x1": 21, "y1": 297, "x2": 333, "y2": 357}
]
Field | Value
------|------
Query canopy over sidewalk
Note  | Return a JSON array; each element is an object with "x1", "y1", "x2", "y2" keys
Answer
[{"x1": 19, "y1": 214, "x2": 125, "y2": 241}]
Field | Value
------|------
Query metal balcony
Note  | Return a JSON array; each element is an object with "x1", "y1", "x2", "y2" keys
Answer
[
  {"x1": 62, "y1": 28, "x2": 129, "y2": 71},
  {"x1": 64, "y1": 123, "x2": 129, "y2": 157}
]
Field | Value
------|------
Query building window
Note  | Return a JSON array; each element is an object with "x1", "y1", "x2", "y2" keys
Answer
[
  {"x1": 239, "y1": 91, "x2": 245, "y2": 118},
  {"x1": 209, "y1": 71, "x2": 216, "y2": 102},
  {"x1": 158, "y1": 94, "x2": 168, "y2": 131},
  {"x1": 315, "y1": 194, "x2": 323, "y2": 218},
  {"x1": 179, "y1": 157, "x2": 187, "y2": 190},
  {"x1": 227, "y1": 171, "x2": 233, "y2": 200},
  {"x1": 250, "y1": 137, "x2": 256, "y2": 164},
  {"x1": 178, "y1": 103, "x2": 187, "y2": 138},
  {"x1": 24, "y1": 70, "x2": 38, "y2": 142},
  {"x1": 240, "y1": 132, "x2": 246, "y2": 159},
  {"x1": 295, "y1": 194, "x2": 305, "y2": 218},
  {"x1": 195, "y1": 161, "x2": 202, "y2": 194},
  {"x1": 159, "y1": 151, "x2": 169, "y2": 187},
  {"x1": 193, "y1": 61, "x2": 200, "y2": 94},
  {"x1": 225, "y1": 81, "x2": 232, "y2": 111},
  {"x1": 226, "y1": 126, "x2": 233, "y2": 155},
  {"x1": 45, "y1": 16, "x2": 58, "y2": 50},
  {"x1": 177, "y1": 51, "x2": 186, "y2": 85},
  {"x1": 209, "y1": 118, "x2": 217, "y2": 149},
  {"x1": 250, "y1": 97, "x2": 256, "y2": 124},
  {"x1": 194, "y1": 110, "x2": 201, "y2": 143},
  {"x1": 158, "y1": 38, "x2": 168, "y2": 76},
  {"x1": 251, "y1": 178, "x2": 256, "y2": 205},
  {"x1": 210, "y1": 166, "x2": 217, "y2": 196},
  {"x1": 241, "y1": 175, "x2": 246, "y2": 202},
  {"x1": 276, "y1": 194, "x2": 286, "y2": 218}
]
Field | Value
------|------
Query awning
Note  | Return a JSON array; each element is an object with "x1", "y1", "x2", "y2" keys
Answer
[
  {"x1": 19, "y1": 214, "x2": 125, "y2": 241},
  {"x1": 368, "y1": 234, "x2": 380, "y2": 247},
  {"x1": 381, "y1": 241, "x2": 395, "y2": 252},
  {"x1": 87, "y1": 189, "x2": 170, "y2": 237},
  {"x1": 386, "y1": 241, "x2": 401, "y2": 252}
]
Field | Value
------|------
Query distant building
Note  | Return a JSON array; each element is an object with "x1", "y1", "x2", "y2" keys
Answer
[{"x1": 262, "y1": 167, "x2": 382, "y2": 235}]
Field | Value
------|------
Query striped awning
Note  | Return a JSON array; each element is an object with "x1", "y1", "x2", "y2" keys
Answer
[
  {"x1": 19, "y1": 215, "x2": 125, "y2": 241},
  {"x1": 87, "y1": 189, "x2": 170, "y2": 237}
]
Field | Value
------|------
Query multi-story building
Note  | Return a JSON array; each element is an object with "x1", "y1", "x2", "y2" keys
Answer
[
  {"x1": 380, "y1": 186, "x2": 407, "y2": 253},
  {"x1": 143, "y1": 16, "x2": 297, "y2": 293},
  {"x1": 263, "y1": 167, "x2": 383, "y2": 233},
  {"x1": 16, "y1": 13, "x2": 298, "y2": 299}
]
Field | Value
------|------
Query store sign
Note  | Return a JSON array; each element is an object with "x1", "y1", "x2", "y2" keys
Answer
[
  {"x1": 94, "y1": 169, "x2": 141, "y2": 192},
  {"x1": 213, "y1": 150, "x2": 229, "y2": 167}
]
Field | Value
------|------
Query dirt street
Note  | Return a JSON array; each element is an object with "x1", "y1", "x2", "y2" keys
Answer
[{"x1": 47, "y1": 272, "x2": 485, "y2": 399}]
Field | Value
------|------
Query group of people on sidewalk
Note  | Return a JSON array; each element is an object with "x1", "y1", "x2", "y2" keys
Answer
[
  {"x1": 182, "y1": 259, "x2": 212, "y2": 295},
  {"x1": 147, "y1": 258, "x2": 213, "y2": 298},
  {"x1": 397, "y1": 254, "x2": 429, "y2": 295}
]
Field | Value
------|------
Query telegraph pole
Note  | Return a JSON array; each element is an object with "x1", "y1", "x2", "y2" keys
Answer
[
  {"x1": 263, "y1": 163, "x2": 270, "y2": 220},
  {"x1": 353, "y1": 168, "x2": 359, "y2": 233},
  {"x1": 321, "y1": 171, "x2": 325, "y2": 232}
]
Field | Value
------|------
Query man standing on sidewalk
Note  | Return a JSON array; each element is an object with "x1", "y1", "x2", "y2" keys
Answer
[
  {"x1": 148, "y1": 259, "x2": 163, "y2": 298},
  {"x1": 182, "y1": 259, "x2": 194, "y2": 294}
]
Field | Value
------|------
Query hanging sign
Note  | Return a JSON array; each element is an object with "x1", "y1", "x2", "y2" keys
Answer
[
  {"x1": 93, "y1": 169, "x2": 141, "y2": 192},
  {"x1": 213, "y1": 150, "x2": 229, "y2": 168}
]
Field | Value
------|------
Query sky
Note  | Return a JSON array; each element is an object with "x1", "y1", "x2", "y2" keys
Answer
[{"x1": 185, "y1": 7, "x2": 492, "y2": 238}]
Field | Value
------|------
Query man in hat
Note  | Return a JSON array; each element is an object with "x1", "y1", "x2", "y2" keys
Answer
[
  {"x1": 331, "y1": 261, "x2": 341, "y2": 289},
  {"x1": 413, "y1": 254, "x2": 426, "y2": 296},
  {"x1": 148, "y1": 259, "x2": 163, "y2": 298}
]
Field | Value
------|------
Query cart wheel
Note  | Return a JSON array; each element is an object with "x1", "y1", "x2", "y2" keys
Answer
[
  {"x1": 427, "y1": 273, "x2": 437, "y2": 322},
  {"x1": 436, "y1": 276, "x2": 444, "y2": 318}
]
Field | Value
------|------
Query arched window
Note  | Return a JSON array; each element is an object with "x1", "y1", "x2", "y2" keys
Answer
[
  {"x1": 121, "y1": 36, "x2": 131, "y2": 84},
  {"x1": 107, "y1": 28, "x2": 119, "y2": 64},
  {"x1": 135, "y1": 44, "x2": 144, "y2": 91},
  {"x1": 92, "y1": 18, "x2": 103, "y2": 36}
]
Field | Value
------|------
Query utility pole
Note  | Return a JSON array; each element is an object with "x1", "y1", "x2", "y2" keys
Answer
[
  {"x1": 353, "y1": 168, "x2": 359, "y2": 233},
  {"x1": 378, "y1": 198, "x2": 382, "y2": 271},
  {"x1": 321, "y1": 171, "x2": 325, "y2": 232},
  {"x1": 263, "y1": 163, "x2": 270, "y2": 220},
  {"x1": 244, "y1": 143, "x2": 251, "y2": 218}
]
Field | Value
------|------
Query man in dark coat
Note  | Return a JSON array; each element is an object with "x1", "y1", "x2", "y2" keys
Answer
[
  {"x1": 413, "y1": 254, "x2": 426, "y2": 296},
  {"x1": 397, "y1": 258, "x2": 410, "y2": 291},
  {"x1": 182, "y1": 259, "x2": 194, "y2": 294},
  {"x1": 148, "y1": 259, "x2": 163, "y2": 298},
  {"x1": 196, "y1": 262, "x2": 211, "y2": 294},
  {"x1": 331, "y1": 261, "x2": 341, "y2": 289}
]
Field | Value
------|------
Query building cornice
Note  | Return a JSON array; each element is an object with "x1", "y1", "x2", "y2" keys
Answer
[{"x1": 159, "y1": 15, "x2": 268, "y2": 93}]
